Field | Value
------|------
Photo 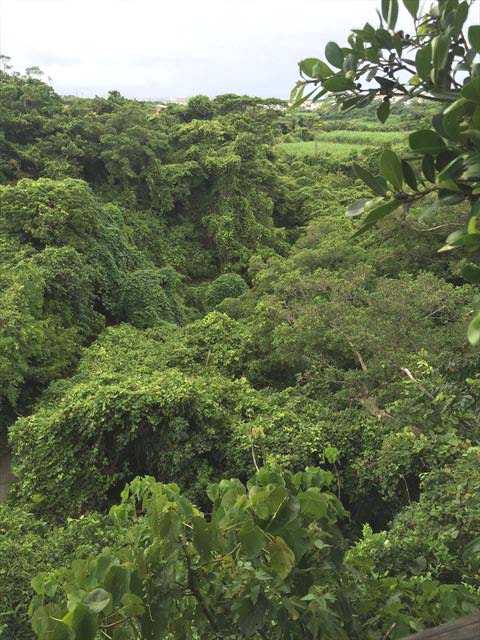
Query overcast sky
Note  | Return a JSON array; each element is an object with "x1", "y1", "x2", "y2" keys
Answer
[{"x1": 2, "y1": 0, "x2": 419, "y2": 99}]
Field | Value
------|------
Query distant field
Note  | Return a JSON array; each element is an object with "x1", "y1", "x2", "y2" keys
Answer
[{"x1": 277, "y1": 130, "x2": 407, "y2": 158}]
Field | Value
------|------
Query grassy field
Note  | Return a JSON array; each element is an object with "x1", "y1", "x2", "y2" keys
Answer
[{"x1": 277, "y1": 129, "x2": 407, "y2": 158}]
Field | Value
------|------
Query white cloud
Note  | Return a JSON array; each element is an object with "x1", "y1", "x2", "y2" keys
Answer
[{"x1": 1, "y1": 0, "x2": 417, "y2": 98}]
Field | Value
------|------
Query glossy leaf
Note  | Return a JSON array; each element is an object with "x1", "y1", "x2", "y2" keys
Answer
[
  {"x1": 346, "y1": 198, "x2": 371, "y2": 217},
  {"x1": 402, "y1": 0, "x2": 419, "y2": 19}
]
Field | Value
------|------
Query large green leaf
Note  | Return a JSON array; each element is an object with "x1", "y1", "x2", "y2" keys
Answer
[
  {"x1": 298, "y1": 488, "x2": 328, "y2": 519},
  {"x1": 63, "y1": 605, "x2": 98, "y2": 640},
  {"x1": 103, "y1": 565, "x2": 131, "y2": 607},
  {"x1": 239, "y1": 518, "x2": 267, "y2": 558},
  {"x1": 84, "y1": 588, "x2": 110, "y2": 614},
  {"x1": 409, "y1": 129, "x2": 446, "y2": 154},
  {"x1": 380, "y1": 149, "x2": 403, "y2": 190},
  {"x1": 192, "y1": 516, "x2": 222, "y2": 561},
  {"x1": 267, "y1": 536, "x2": 295, "y2": 579},
  {"x1": 325, "y1": 42, "x2": 344, "y2": 69}
]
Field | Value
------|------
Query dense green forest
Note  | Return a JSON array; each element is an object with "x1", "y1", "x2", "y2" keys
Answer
[{"x1": 1, "y1": 0, "x2": 480, "y2": 638}]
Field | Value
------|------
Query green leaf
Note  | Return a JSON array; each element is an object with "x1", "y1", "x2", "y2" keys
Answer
[
  {"x1": 84, "y1": 588, "x2": 110, "y2": 614},
  {"x1": 63, "y1": 604, "x2": 98, "y2": 640},
  {"x1": 354, "y1": 163, "x2": 388, "y2": 195},
  {"x1": 192, "y1": 516, "x2": 220, "y2": 561},
  {"x1": 422, "y1": 154, "x2": 435, "y2": 182},
  {"x1": 325, "y1": 42, "x2": 344, "y2": 69},
  {"x1": 381, "y1": 0, "x2": 399, "y2": 29},
  {"x1": 298, "y1": 488, "x2": 328, "y2": 519},
  {"x1": 469, "y1": 25, "x2": 480, "y2": 53},
  {"x1": 267, "y1": 536, "x2": 295, "y2": 579},
  {"x1": 377, "y1": 99, "x2": 390, "y2": 123},
  {"x1": 239, "y1": 518, "x2": 267, "y2": 558},
  {"x1": 346, "y1": 198, "x2": 370, "y2": 218},
  {"x1": 121, "y1": 593, "x2": 145, "y2": 617},
  {"x1": 462, "y1": 263, "x2": 480, "y2": 285},
  {"x1": 401, "y1": 160, "x2": 418, "y2": 191},
  {"x1": 461, "y1": 77, "x2": 480, "y2": 103},
  {"x1": 415, "y1": 43, "x2": 432, "y2": 81},
  {"x1": 353, "y1": 199, "x2": 404, "y2": 236},
  {"x1": 402, "y1": 0, "x2": 418, "y2": 19},
  {"x1": 323, "y1": 76, "x2": 355, "y2": 92},
  {"x1": 103, "y1": 565, "x2": 130, "y2": 607},
  {"x1": 409, "y1": 129, "x2": 446, "y2": 154},
  {"x1": 432, "y1": 35, "x2": 450, "y2": 70},
  {"x1": 380, "y1": 149, "x2": 403, "y2": 190},
  {"x1": 468, "y1": 312, "x2": 480, "y2": 346},
  {"x1": 299, "y1": 58, "x2": 332, "y2": 79}
]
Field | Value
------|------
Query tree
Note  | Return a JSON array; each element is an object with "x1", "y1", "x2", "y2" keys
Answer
[{"x1": 293, "y1": 0, "x2": 480, "y2": 341}]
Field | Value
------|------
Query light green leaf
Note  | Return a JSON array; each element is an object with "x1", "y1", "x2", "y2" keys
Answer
[
  {"x1": 354, "y1": 163, "x2": 388, "y2": 195},
  {"x1": 84, "y1": 588, "x2": 110, "y2": 614},
  {"x1": 461, "y1": 77, "x2": 480, "y2": 103},
  {"x1": 346, "y1": 198, "x2": 370, "y2": 218},
  {"x1": 267, "y1": 536, "x2": 295, "y2": 579},
  {"x1": 468, "y1": 312, "x2": 480, "y2": 346},
  {"x1": 415, "y1": 43, "x2": 432, "y2": 81}
]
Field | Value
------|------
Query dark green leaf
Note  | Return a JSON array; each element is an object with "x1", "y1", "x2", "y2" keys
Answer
[
  {"x1": 377, "y1": 99, "x2": 390, "y2": 123},
  {"x1": 380, "y1": 149, "x2": 403, "y2": 190},
  {"x1": 325, "y1": 42, "x2": 345, "y2": 68},
  {"x1": 354, "y1": 163, "x2": 388, "y2": 195},
  {"x1": 422, "y1": 154, "x2": 435, "y2": 182},
  {"x1": 401, "y1": 160, "x2": 418, "y2": 191},
  {"x1": 462, "y1": 263, "x2": 480, "y2": 285},
  {"x1": 469, "y1": 25, "x2": 480, "y2": 53},
  {"x1": 409, "y1": 129, "x2": 446, "y2": 154}
]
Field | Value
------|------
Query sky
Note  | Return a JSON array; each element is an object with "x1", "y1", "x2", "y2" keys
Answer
[{"x1": 2, "y1": 0, "x2": 419, "y2": 99}]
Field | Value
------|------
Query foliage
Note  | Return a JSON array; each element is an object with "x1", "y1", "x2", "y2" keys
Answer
[{"x1": 295, "y1": 0, "x2": 480, "y2": 341}]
